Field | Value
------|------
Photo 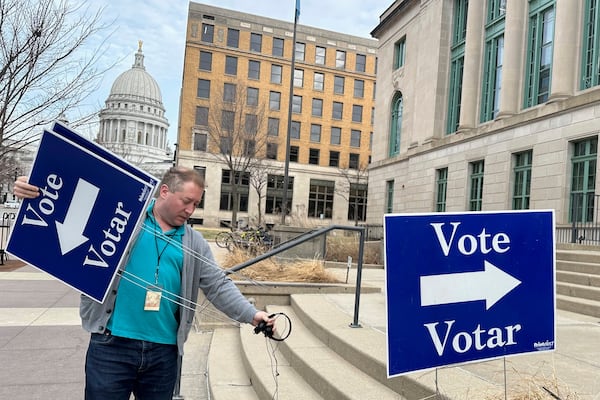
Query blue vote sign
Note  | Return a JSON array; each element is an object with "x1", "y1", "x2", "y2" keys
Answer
[
  {"x1": 384, "y1": 211, "x2": 555, "y2": 377},
  {"x1": 6, "y1": 123, "x2": 159, "y2": 302}
]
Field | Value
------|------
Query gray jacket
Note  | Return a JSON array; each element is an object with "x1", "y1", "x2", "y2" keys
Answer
[{"x1": 80, "y1": 224, "x2": 258, "y2": 355}]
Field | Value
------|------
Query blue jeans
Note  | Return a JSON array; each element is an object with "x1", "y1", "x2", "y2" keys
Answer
[{"x1": 85, "y1": 332, "x2": 178, "y2": 400}]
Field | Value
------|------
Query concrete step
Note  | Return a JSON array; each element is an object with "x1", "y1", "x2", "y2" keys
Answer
[
  {"x1": 556, "y1": 249, "x2": 600, "y2": 264},
  {"x1": 557, "y1": 270, "x2": 600, "y2": 287},
  {"x1": 556, "y1": 259, "x2": 600, "y2": 275},
  {"x1": 556, "y1": 294, "x2": 600, "y2": 319},
  {"x1": 557, "y1": 281, "x2": 600, "y2": 302},
  {"x1": 264, "y1": 304, "x2": 404, "y2": 400},
  {"x1": 208, "y1": 327, "x2": 260, "y2": 400}
]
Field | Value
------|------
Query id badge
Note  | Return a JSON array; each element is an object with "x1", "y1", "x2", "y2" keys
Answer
[{"x1": 144, "y1": 285, "x2": 162, "y2": 311}]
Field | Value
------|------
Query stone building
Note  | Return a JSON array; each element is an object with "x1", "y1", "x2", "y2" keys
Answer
[
  {"x1": 369, "y1": 0, "x2": 600, "y2": 237},
  {"x1": 178, "y1": 2, "x2": 377, "y2": 228}
]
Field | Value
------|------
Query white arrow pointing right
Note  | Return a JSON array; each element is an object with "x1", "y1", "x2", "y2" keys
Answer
[{"x1": 420, "y1": 261, "x2": 521, "y2": 310}]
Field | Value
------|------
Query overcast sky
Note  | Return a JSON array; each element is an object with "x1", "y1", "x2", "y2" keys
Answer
[{"x1": 77, "y1": 0, "x2": 391, "y2": 145}]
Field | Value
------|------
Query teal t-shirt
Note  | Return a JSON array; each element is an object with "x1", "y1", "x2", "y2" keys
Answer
[{"x1": 108, "y1": 203, "x2": 184, "y2": 344}]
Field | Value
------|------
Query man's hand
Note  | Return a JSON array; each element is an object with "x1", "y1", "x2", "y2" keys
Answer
[{"x1": 13, "y1": 176, "x2": 39, "y2": 199}]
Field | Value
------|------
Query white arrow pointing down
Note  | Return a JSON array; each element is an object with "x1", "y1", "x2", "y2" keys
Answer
[
  {"x1": 420, "y1": 261, "x2": 521, "y2": 310},
  {"x1": 55, "y1": 178, "x2": 99, "y2": 255}
]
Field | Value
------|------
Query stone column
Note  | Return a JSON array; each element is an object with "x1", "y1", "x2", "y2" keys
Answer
[
  {"x1": 549, "y1": 0, "x2": 580, "y2": 101},
  {"x1": 457, "y1": 0, "x2": 485, "y2": 131},
  {"x1": 497, "y1": 0, "x2": 528, "y2": 118}
]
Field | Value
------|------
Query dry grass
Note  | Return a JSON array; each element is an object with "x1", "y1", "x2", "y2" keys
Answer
[
  {"x1": 221, "y1": 247, "x2": 341, "y2": 283},
  {"x1": 482, "y1": 372, "x2": 579, "y2": 400},
  {"x1": 325, "y1": 234, "x2": 381, "y2": 264}
]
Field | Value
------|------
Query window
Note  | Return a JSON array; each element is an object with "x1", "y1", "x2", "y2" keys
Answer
[
  {"x1": 315, "y1": 46, "x2": 326, "y2": 65},
  {"x1": 524, "y1": 1, "x2": 554, "y2": 107},
  {"x1": 271, "y1": 64, "x2": 283, "y2": 84},
  {"x1": 201, "y1": 23, "x2": 214, "y2": 43},
  {"x1": 221, "y1": 110, "x2": 235, "y2": 132},
  {"x1": 313, "y1": 72, "x2": 324, "y2": 90},
  {"x1": 269, "y1": 91, "x2": 281, "y2": 110},
  {"x1": 332, "y1": 102, "x2": 343, "y2": 120},
  {"x1": 447, "y1": 0, "x2": 468, "y2": 134},
  {"x1": 193, "y1": 166, "x2": 206, "y2": 209},
  {"x1": 352, "y1": 105, "x2": 363, "y2": 123},
  {"x1": 308, "y1": 179, "x2": 334, "y2": 218},
  {"x1": 394, "y1": 37, "x2": 406, "y2": 69},
  {"x1": 266, "y1": 142, "x2": 278, "y2": 159},
  {"x1": 386, "y1": 180, "x2": 394, "y2": 213},
  {"x1": 348, "y1": 183, "x2": 367, "y2": 222},
  {"x1": 310, "y1": 124, "x2": 321, "y2": 142},
  {"x1": 197, "y1": 79, "x2": 210, "y2": 99},
  {"x1": 246, "y1": 87, "x2": 259, "y2": 106},
  {"x1": 349, "y1": 153, "x2": 360, "y2": 169},
  {"x1": 350, "y1": 129, "x2": 361, "y2": 147},
  {"x1": 481, "y1": 34, "x2": 504, "y2": 122},
  {"x1": 336, "y1": 50, "x2": 346, "y2": 68},
  {"x1": 227, "y1": 28, "x2": 239, "y2": 48},
  {"x1": 312, "y1": 98, "x2": 323, "y2": 117},
  {"x1": 330, "y1": 127, "x2": 341, "y2": 145},
  {"x1": 248, "y1": 60, "x2": 260, "y2": 80},
  {"x1": 291, "y1": 121, "x2": 301, "y2": 139},
  {"x1": 295, "y1": 42, "x2": 305, "y2": 61},
  {"x1": 268, "y1": 117, "x2": 279, "y2": 136},
  {"x1": 389, "y1": 92, "x2": 403, "y2": 156},
  {"x1": 329, "y1": 151, "x2": 340, "y2": 167},
  {"x1": 292, "y1": 95, "x2": 302, "y2": 113},
  {"x1": 225, "y1": 56, "x2": 238, "y2": 75},
  {"x1": 245, "y1": 114, "x2": 257, "y2": 135},
  {"x1": 199, "y1": 51, "x2": 212, "y2": 71},
  {"x1": 581, "y1": 1, "x2": 600, "y2": 89},
  {"x1": 334, "y1": 76, "x2": 345, "y2": 94},
  {"x1": 220, "y1": 136, "x2": 232, "y2": 154},
  {"x1": 250, "y1": 33, "x2": 262, "y2": 52},
  {"x1": 272, "y1": 37, "x2": 284, "y2": 57},
  {"x1": 244, "y1": 139, "x2": 256, "y2": 156},
  {"x1": 294, "y1": 69, "x2": 304, "y2": 87},
  {"x1": 290, "y1": 145, "x2": 299, "y2": 162},
  {"x1": 220, "y1": 170, "x2": 249, "y2": 212},
  {"x1": 436, "y1": 168, "x2": 448, "y2": 212},
  {"x1": 469, "y1": 160, "x2": 485, "y2": 211},
  {"x1": 193, "y1": 133, "x2": 207, "y2": 151},
  {"x1": 354, "y1": 79, "x2": 364, "y2": 98},
  {"x1": 223, "y1": 83, "x2": 236, "y2": 102},
  {"x1": 266, "y1": 175, "x2": 294, "y2": 214},
  {"x1": 512, "y1": 150, "x2": 532, "y2": 210},
  {"x1": 356, "y1": 54, "x2": 366, "y2": 72},
  {"x1": 309, "y1": 148, "x2": 320, "y2": 165},
  {"x1": 195, "y1": 106, "x2": 209, "y2": 126},
  {"x1": 570, "y1": 137, "x2": 597, "y2": 222}
]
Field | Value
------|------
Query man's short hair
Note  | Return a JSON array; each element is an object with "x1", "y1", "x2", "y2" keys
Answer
[{"x1": 159, "y1": 166, "x2": 204, "y2": 194}]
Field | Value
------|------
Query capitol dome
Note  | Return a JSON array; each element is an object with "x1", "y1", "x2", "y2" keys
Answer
[{"x1": 97, "y1": 41, "x2": 171, "y2": 177}]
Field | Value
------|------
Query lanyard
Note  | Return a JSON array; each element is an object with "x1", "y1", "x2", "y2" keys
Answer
[{"x1": 153, "y1": 222, "x2": 177, "y2": 285}]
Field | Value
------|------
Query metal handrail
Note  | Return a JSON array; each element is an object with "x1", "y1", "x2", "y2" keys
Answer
[{"x1": 225, "y1": 224, "x2": 366, "y2": 328}]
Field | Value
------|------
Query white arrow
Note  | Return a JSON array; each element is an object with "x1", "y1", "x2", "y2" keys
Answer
[
  {"x1": 55, "y1": 178, "x2": 99, "y2": 255},
  {"x1": 420, "y1": 261, "x2": 521, "y2": 310}
]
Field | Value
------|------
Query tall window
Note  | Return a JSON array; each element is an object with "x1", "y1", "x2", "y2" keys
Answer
[
  {"x1": 272, "y1": 38, "x2": 284, "y2": 57},
  {"x1": 197, "y1": 79, "x2": 210, "y2": 99},
  {"x1": 332, "y1": 102, "x2": 343, "y2": 120},
  {"x1": 225, "y1": 56, "x2": 238, "y2": 75},
  {"x1": 329, "y1": 151, "x2": 340, "y2": 167},
  {"x1": 512, "y1": 150, "x2": 532, "y2": 210},
  {"x1": 271, "y1": 64, "x2": 283, "y2": 84},
  {"x1": 334, "y1": 76, "x2": 345, "y2": 94},
  {"x1": 195, "y1": 106, "x2": 208, "y2": 126},
  {"x1": 386, "y1": 180, "x2": 394, "y2": 213},
  {"x1": 220, "y1": 170, "x2": 249, "y2": 212},
  {"x1": 582, "y1": 0, "x2": 600, "y2": 88},
  {"x1": 309, "y1": 148, "x2": 320, "y2": 165},
  {"x1": 447, "y1": 0, "x2": 468, "y2": 134},
  {"x1": 266, "y1": 175, "x2": 294, "y2": 214},
  {"x1": 310, "y1": 124, "x2": 321, "y2": 142},
  {"x1": 295, "y1": 42, "x2": 305, "y2": 61},
  {"x1": 201, "y1": 23, "x2": 214, "y2": 43},
  {"x1": 335, "y1": 50, "x2": 346, "y2": 68},
  {"x1": 292, "y1": 95, "x2": 302, "y2": 113},
  {"x1": 524, "y1": 1, "x2": 555, "y2": 107},
  {"x1": 394, "y1": 37, "x2": 406, "y2": 69},
  {"x1": 356, "y1": 54, "x2": 366, "y2": 72},
  {"x1": 350, "y1": 129, "x2": 361, "y2": 147},
  {"x1": 349, "y1": 153, "x2": 360, "y2": 169},
  {"x1": 469, "y1": 160, "x2": 485, "y2": 211},
  {"x1": 315, "y1": 46, "x2": 326, "y2": 65},
  {"x1": 199, "y1": 51, "x2": 212, "y2": 71},
  {"x1": 269, "y1": 91, "x2": 281, "y2": 110},
  {"x1": 294, "y1": 69, "x2": 304, "y2": 87},
  {"x1": 481, "y1": 0, "x2": 505, "y2": 122},
  {"x1": 389, "y1": 92, "x2": 403, "y2": 156},
  {"x1": 308, "y1": 180, "x2": 334, "y2": 218},
  {"x1": 348, "y1": 183, "x2": 368, "y2": 222},
  {"x1": 312, "y1": 98, "x2": 323, "y2": 117},
  {"x1": 354, "y1": 79, "x2": 365, "y2": 98},
  {"x1": 331, "y1": 127, "x2": 341, "y2": 145},
  {"x1": 227, "y1": 28, "x2": 239, "y2": 48},
  {"x1": 266, "y1": 142, "x2": 278, "y2": 159},
  {"x1": 352, "y1": 105, "x2": 363, "y2": 122},
  {"x1": 290, "y1": 146, "x2": 299, "y2": 162},
  {"x1": 246, "y1": 87, "x2": 258, "y2": 106},
  {"x1": 250, "y1": 33, "x2": 262, "y2": 52},
  {"x1": 314, "y1": 72, "x2": 325, "y2": 90},
  {"x1": 223, "y1": 83, "x2": 236, "y2": 103},
  {"x1": 570, "y1": 137, "x2": 598, "y2": 222},
  {"x1": 436, "y1": 168, "x2": 448, "y2": 212},
  {"x1": 268, "y1": 117, "x2": 279, "y2": 136},
  {"x1": 248, "y1": 60, "x2": 260, "y2": 80},
  {"x1": 291, "y1": 121, "x2": 301, "y2": 139}
]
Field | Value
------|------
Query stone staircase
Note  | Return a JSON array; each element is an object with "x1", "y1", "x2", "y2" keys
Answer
[{"x1": 556, "y1": 244, "x2": 600, "y2": 318}]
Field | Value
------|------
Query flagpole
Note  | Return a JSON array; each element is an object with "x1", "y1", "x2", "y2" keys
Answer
[{"x1": 281, "y1": 0, "x2": 299, "y2": 225}]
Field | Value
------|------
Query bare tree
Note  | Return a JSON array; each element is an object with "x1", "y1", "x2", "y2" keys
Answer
[
  {"x1": 0, "y1": 0, "x2": 115, "y2": 158},
  {"x1": 248, "y1": 159, "x2": 279, "y2": 227},
  {"x1": 337, "y1": 162, "x2": 369, "y2": 226},
  {"x1": 205, "y1": 82, "x2": 272, "y2": 227}
]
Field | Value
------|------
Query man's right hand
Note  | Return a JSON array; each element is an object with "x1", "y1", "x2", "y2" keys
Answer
[{"x1": 13, "y1": 176, "x2": 40, "y2": 199}]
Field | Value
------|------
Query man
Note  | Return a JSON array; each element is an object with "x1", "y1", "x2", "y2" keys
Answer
[{"x1": 14, "y1": 166, "x2": 272, "y2": 399}]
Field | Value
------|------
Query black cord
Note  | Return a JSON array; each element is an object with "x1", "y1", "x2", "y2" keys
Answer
[{"x1": 254, "y1": 312, "x2": 292, "y2": 341}]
